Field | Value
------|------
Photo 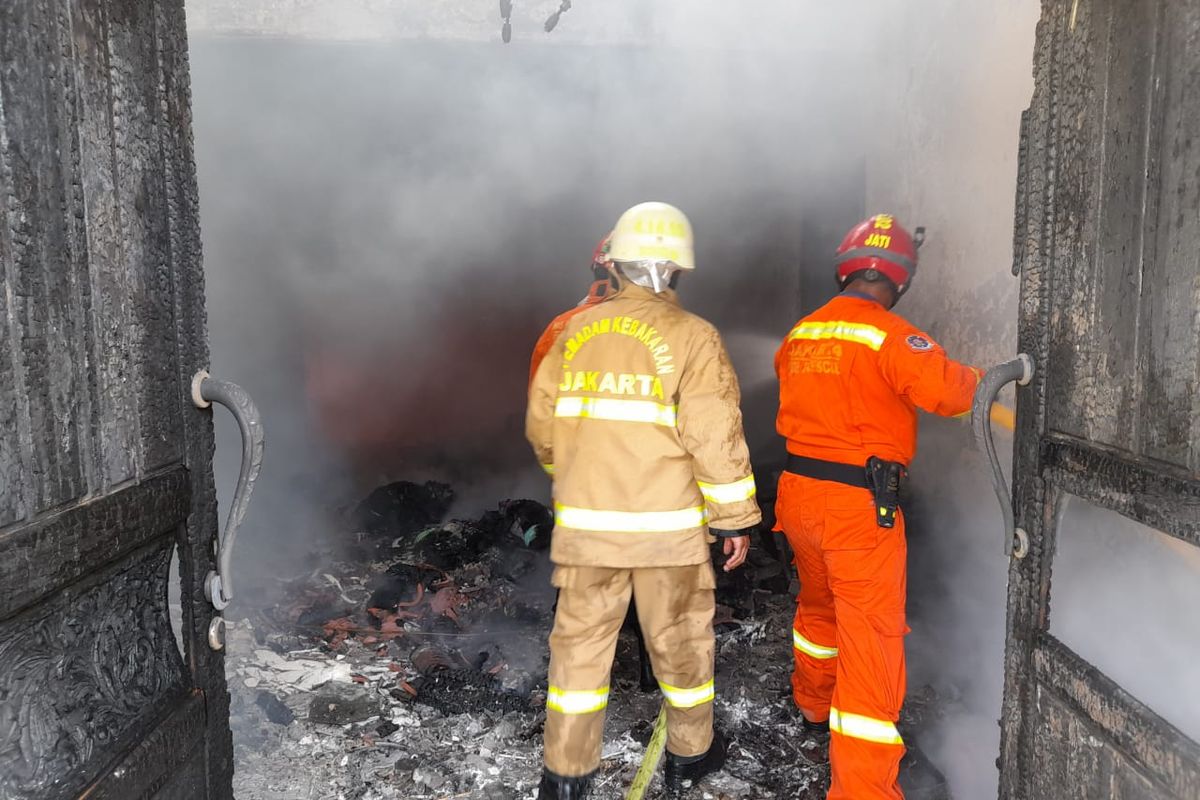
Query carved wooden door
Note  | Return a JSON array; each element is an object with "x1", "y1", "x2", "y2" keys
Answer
[
  {"x1": 0, "y1": 1, "x2": 233, "y2": 797},
  {"x1": 999, "y1": 1, "x2": 1200, "y2": 797}
]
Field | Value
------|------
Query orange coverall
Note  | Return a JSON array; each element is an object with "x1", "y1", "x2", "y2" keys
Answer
[
  {"x1": 528, "y1": 280, "x2": 610, "y2": 384},
  {"x1": 774, "y1": 291, "x2": 981, "y2": 800}
]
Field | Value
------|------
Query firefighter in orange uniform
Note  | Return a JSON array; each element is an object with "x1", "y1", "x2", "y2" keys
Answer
[
  {"x1": 529, "y1": 235, "x2": 615, "y2": 384},
  {"x1": 529, "y1": 202, "x2": 760, "y2": 799},
  {"x1": 774, "y1": 215, "x2": 983, "y2": 800}
]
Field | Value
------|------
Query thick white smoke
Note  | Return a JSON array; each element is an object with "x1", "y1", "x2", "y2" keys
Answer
[
  {"x1": 188, "y1": 1, "x2": 895, "y2": 574},
  {"x1": 1051, "y1": 497, "x2": 1200, "y2": 743}
]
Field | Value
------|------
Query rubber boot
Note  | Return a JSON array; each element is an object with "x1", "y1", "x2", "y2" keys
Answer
[
  {"x1": 801, "y1": 716, "x2": 830, "y2": 735},
  {"x1": 537, "y1": 769, "x2": 594, "y2": 800},
  {"x1": 664, "y1": 729, "x2": 727, "y2": 797},
  {"x1": 796, "y1": 712, "x2": 830, "y2": 765},
  {"x1": 780, "y1": 696, "x2": 831, "y2": 734}
]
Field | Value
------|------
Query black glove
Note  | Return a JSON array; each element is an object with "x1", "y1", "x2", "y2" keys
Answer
[{"x1": 711, "y1": 525, "x2": 758, "y2": 539}]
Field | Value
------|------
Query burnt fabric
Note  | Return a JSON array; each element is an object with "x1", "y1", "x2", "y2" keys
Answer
[
  {"x1": 527, "y1": 282, "x2": 761, "y2": 569},
  {"x1": 543, "y1": 563, "x2": 716, "y2": 776},
  {"x1": 774, "y1": 292, "x2": 981, "y2": 800}
]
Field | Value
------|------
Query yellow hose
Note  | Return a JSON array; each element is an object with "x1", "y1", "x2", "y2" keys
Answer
[{"x1": 626, "y1": 703, "x2": 668, "y2": 800}]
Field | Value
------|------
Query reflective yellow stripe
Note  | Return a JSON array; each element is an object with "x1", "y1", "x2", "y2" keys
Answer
[
  {"x1": 658, "y1": 679, "x2": 714, "y2": 709},
  {"x1": 555, "y1": 396, "x2": 677, "y2": 427},
  {"x1": 542, "y1": 463, "x2": 555, "y2": 475},
  {"x1": 554, "y1": 503, "x2": 707, "y2": 532},
  {"x1": 793, "y1": 629, "x2": 838, "y2": 659},
  {"x1": 546, "y1": 686, "x2": 609, "y2": 715},
  {"x1": 829, "y1": 707, "x2": 903, "y2": 745},
  {"x1": 697, "y1": 475, "x2": 757, "y2": 504},
  {"x1": 788, "y1": 320, "x2": 888, "y2": 351}
]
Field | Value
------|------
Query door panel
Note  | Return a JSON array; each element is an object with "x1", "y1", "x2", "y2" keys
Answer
[
  {"x1": 0, "y1": 1, "x2": 232, "y2": 797},
  {"x1": 1003, "y1": 0, "x2": 1200, "y2": 797},
  {"x1": 0, "y1": 537, "x2": 186, "y2": 796}
]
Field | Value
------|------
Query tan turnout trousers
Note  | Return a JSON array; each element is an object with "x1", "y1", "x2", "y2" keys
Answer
[{"x1": 544, "y1": 563, "x2": 716, "y2": 777}]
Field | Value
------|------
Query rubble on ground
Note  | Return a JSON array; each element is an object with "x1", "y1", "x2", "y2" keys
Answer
[{"x1": 227, "y1": 480, "x2": 948, "y2": 799}]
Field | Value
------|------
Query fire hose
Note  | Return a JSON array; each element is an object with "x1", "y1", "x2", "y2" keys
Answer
[
  {"x1": 192, "y1": 371, "x2": 265, "y2": 647},
  {"x1": 971, "y1": 355, "x2": 1034, "y2": 557},
  {"x1": 625, "y1": 703, "x2": 668, "y2": 800}
]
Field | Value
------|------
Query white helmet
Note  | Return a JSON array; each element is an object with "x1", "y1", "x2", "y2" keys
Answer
[{"x1": 607, "y1": 202, "x2": 695, "y2": 292}]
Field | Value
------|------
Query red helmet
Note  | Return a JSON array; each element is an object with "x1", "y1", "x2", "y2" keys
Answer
[
  {"x1": 591, "y1": 232, "x2": 613, "y2": 271},
  {"x1": 835, "y1": 214, "x2": 922, "y2": 296}
]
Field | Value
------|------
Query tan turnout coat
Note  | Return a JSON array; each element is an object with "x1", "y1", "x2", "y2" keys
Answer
[{"x1": 527, "y1": 282, "x2": 761, "y2": 568}]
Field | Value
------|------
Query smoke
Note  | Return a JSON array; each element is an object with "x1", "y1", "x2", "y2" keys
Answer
[
  {"x1": 189, "y1": 3, "x2": 894, "y2": 577},
  {"x1": 1051, "y1": 497, "x2": 1200, "y2": 742},
  {"x1": 904, "y1": 420, "x2": 1013, "y2": 799}
]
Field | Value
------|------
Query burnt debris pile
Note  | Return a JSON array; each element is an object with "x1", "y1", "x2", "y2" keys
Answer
[
  {"x1": 226, "y1": 479, "x2": 945, "y2": 799},
  {"x1": 229, "y1": 479, "x2": 565, "y2": 798},
  {"x1": 272, "y1": 481, "x2": 556, "y2": 703},
  {"x1": 351, "y1": 481, "x2": 552, "y2": 566}
]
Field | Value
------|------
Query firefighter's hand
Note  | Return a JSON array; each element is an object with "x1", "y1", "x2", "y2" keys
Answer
[{"x1": 722, "y1": 535, "x2": 750, "y2": 572}]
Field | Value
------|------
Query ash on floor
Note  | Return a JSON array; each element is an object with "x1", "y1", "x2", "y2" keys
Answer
[{"x1": 226, "y1": 483, "x2": 947, "y2": 800}]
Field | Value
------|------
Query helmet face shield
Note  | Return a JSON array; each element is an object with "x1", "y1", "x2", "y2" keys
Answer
[{"x1": 612, "y1": 260, "x2": 681, "y2": 293}]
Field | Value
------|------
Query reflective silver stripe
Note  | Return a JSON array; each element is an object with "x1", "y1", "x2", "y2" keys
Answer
[
  {"x1": 793, "y1": 629, "x2": 838, "y2": 659},
  {"x1": 658, "y1": 679, "x2": 714, "y2": 709},
  {"x1": 787, "y1": 320, "x2": 888, "y2": 351},
  {"x1": 554, "y1": 502, "x2": 707, "y2": 532},
  {"x1": 697, "y1": 475, "x2": 757, "y2": 504},
  {"x1": 555, "y1": 396, "x2": 677, "y2": 427},
  {"x1": 829, "y1": 707, "x2": 903, "y2": 745},
  {"x1": 834, "y1": 245, "x2": 915, "y2": 271},
  {"x1": 546, "y1": 686, "x2": 609, "y2": 715}
]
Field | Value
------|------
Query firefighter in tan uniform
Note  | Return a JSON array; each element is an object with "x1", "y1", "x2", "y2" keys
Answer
[{"x1": 527, "y1": 202, "x2": 761, "y2": 799}]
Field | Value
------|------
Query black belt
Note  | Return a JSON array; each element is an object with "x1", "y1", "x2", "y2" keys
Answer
[{"x1": 785, "y1": 454, "x2": 869, "y2": 489}]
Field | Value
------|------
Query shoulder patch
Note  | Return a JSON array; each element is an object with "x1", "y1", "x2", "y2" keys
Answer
[{"x1": 905, "y1": 334, "x2": 935, "y2": 352}]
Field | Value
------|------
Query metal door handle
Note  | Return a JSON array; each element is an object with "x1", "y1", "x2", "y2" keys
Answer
[
  {"x1": 971, "y1": 355, "x2": 1034, "y2": 557},
  {"x1": 192, "y1": 370, "x2": 264, "y2": 611}
]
